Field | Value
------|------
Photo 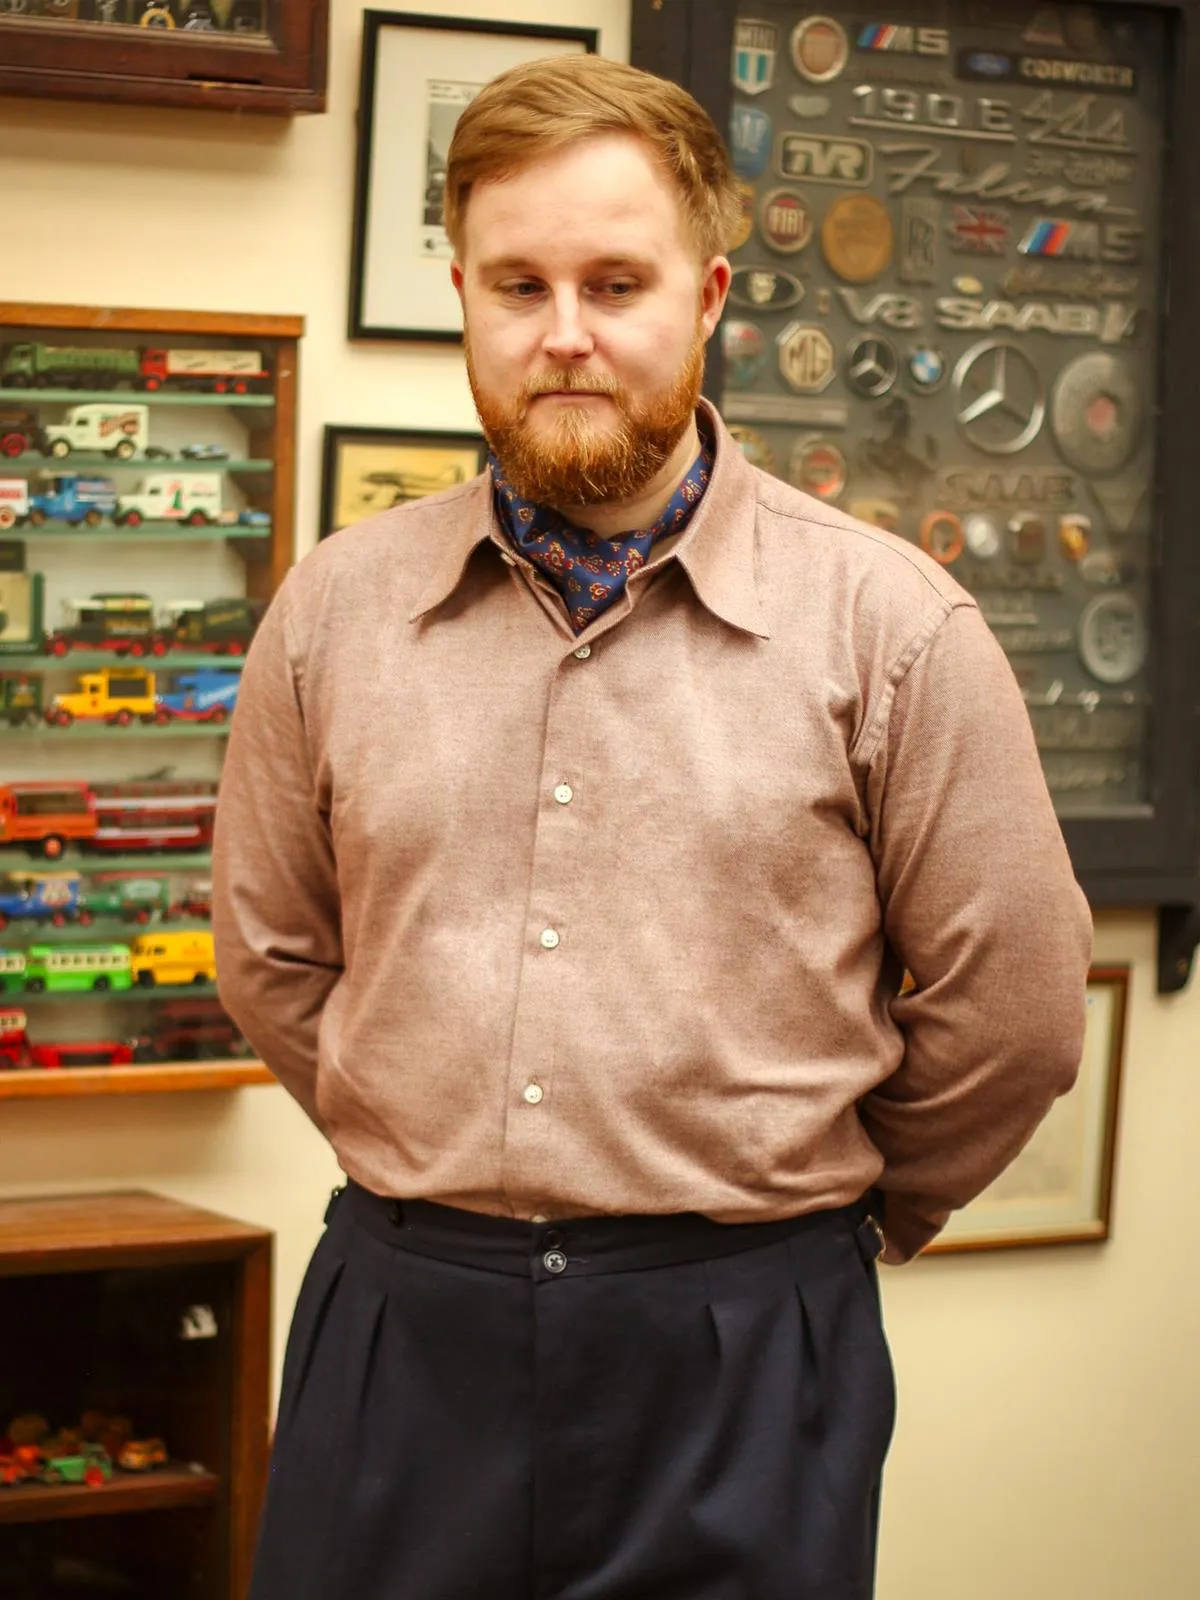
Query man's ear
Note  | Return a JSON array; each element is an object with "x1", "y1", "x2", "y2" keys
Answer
[
  {"x1": 699, "y1": 256, "x2": 732, "y2": 339},
  {"x1": 451, "y1": 260, "x2": 465, "y2": 302}
]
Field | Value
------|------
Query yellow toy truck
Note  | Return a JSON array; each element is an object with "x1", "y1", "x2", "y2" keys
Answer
[{"x1": 45, "y1": 668, "x2": 166, "y2": 727}]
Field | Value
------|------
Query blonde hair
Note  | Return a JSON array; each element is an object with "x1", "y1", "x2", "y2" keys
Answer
[{"x1": 444, "y1": 55, "x2": 741, "y2": 260}]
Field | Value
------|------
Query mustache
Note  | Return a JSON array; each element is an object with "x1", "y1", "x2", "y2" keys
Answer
[{"x1": 521, "y1": 371, "x2": 622, "y2": 400}]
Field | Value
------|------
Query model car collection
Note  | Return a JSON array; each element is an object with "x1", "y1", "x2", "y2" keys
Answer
[
  {"x1": 1, "y1": 342, "x2": 270, "y2": 394},
  {"x1": 1, "y1": 998, "x2": 247, "y2": 1071},
  {"x1": 0, "y1": 868, "x2": 210, "y2": 928},
  {"x1": 4, "y1": 591, "x2": 264, "y2": 662},
  {"x1": 0, "y1": 1410, "x2": 174, "y2": 1488},
  {"x1": 0, "y1": 778, "x2": 218, "y2": 858}
]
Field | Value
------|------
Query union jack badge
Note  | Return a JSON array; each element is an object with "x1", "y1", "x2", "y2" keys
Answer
[
  {"x1": 948, "y1": 205, "x2": 1009, "y2": 255},
  {"x1": 732, "y1": 18, "x2": 778, "y2": 96}
]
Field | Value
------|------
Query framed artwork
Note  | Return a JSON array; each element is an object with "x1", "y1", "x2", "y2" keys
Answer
[
  {"x1": 0, "y1": 0, "x2": 328, "y2": 113},
  {"x1": 928, "y1": 967, "x2": 1130, "y2": 1254},
  {"x1": 319, "y1": 425, "x2": 488, "y2": 539},
  {"x1": 348, "y1": 10, "x2": 598, "y2": 343}
]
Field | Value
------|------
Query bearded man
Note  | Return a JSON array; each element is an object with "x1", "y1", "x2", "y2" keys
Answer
[{"x1": 214, "y1": 53, "x2": 1092, "y2": 1600}]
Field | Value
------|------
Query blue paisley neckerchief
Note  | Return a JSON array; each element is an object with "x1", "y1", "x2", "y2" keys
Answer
[{"x1": 490, "y1": 431, "x2": 714, "y2": 633}]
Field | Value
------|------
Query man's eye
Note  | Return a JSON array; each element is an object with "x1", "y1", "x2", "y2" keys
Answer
[
  {"x1": 602, "y1": 281, "x2": 638, "y2": 298},
  {"x1": 504, "y1": 282, "x2": 542, "y2": 299}
]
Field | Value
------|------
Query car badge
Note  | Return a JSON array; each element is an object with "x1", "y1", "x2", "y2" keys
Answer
[
  {"x1": 948, "y1": 205, "x2": 1009, "y2": 255},
  {"x1": 729, "y1": 267, "x2": 805, "y2": 312},
  {"x1": 1078, "y1": 594, "x2": 1146, "y2": 684},
  {"x1": 848, "y1": 498, "x2": 900, "y2": 533},
  {"x1": 960, "y1": 49, "x2": 1013, "y2": 78},
  {"x1": 721, "y1": 319, "x2": 769, "y2": 389},
  {"x1": 953, "y1": 340, "x2": 1046, "y2": 455},
  {"x1": 724, "y1": 394, "x2": 850, "y2": 428},
  {"x1": 952, "y1": 274, "x2": 985, "y2": 295},
  {"x1": 1022, "y1": 91, "x2": 1133, "y2": 152},
  {"x1": 1059, "y1": 513, "x2": 1091, "y2": 561},
  {"x1": 821, "y1": 194, "x2": 894, "y2": 283},
  {"x1": 1023, "y1": 7, "x2": 1067, "y2": 46},
  {"x1": 906, "y1": 345, "x2": 947, "y2": 392},
  {"x1": 963, "y1": 512, "x2": 1002, "y2": 560},
  {"x1": 898, "y1": 197, "x2": 940, "y2": 285},
  {"x1": 920, "y1": 511, "x2": 965, "y2": 565},
  {"x1": 845, "y1": 335, "x2": 899, "y2": 398},
  {"x1": 790, "y1": 436, "x2": 847, "y2": 501},
  {"x1": 759, "y1": 187, "x2": 813, "y2": 254},
  {"x1": 884, "y1": 142, "x2": 1132, "y2": 218},
  {"x1": 788, "y1": 92, "x2": 832, "y2": 118},
  {"x1": 731, "y1": 181, "x2": 756, "y2": 252},
  {"x1": 1080, "y1": 550, "x2": 1122, "y2": 587},
  {"x1": 790, "y1": 16, "x2": 850, "y2": 83},
  {"x1": 1018, "y1": 218, "x2": 1141, "y2": 262},
  {"x1": 1087, "y1": 475, "x2": 1149, "y2": 537},
  {"x1": 837, "y1": 289, "x2": 922, "y2": 330},
  {"x1": 730, "y1": 105, "x2": 773, "y2": 179},
  {"x1": 728, "y1": 425, "x2": 776, "y2": 475},
  {"x1": 1008, "y1": 512, "x2": 1047, "y2": 564},
  {"x1": 1050, "y1": 352, "x2": 1143, "y2": 475},
  {"x1": 732, "y1": 17, "x2": 779, "y2": 96},
  {"x1": 777, "y1": 322, "x2": 837, "y2": 393},
  {"x1": 936, "y1": 467, "x2": 1077, "y2": 509},
  {"x1": 815, "y1": 287, "x2": 833, "y2": 315},
  {"x1": 855, "y1": 23, "x2": 949, "y2": 56},
  {"x1": 776, "y1": 133, "x2": 873, "y2": 186}
]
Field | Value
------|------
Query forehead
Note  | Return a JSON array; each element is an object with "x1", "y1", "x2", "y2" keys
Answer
[{"x1": 461, "y1": 133, "x2": 692, "y2": 265}]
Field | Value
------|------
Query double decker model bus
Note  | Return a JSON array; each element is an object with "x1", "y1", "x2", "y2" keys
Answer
[
  {"x1": 0, "y1": 783, "x2": 98, "y2": 859},
  {"x1": 87, "y1": 781, "x2": 218, "y2": 853},
  {"x1": 22, "y1": 943, "x2": 132, "y2": 993},
  {"x1": 0, "y1": 950, "x2": 27, "y2": 994}
]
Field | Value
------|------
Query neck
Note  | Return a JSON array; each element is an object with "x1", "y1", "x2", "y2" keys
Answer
[{"x1": 549, "y1": 418, "x2": 702, "y2": 539}]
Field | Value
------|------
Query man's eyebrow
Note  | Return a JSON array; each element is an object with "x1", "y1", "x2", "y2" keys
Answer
[{"x1": 475, "y1": 254, "x2": 657, "y2": 276}]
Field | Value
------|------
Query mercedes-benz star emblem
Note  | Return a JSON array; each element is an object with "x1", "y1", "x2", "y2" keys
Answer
[
  {"x1": 846, "y1": 336, "x2": 898, "y2": 398},
  {"x1": 952, "y1": 340, "x2": 1046, "y2": 456}
]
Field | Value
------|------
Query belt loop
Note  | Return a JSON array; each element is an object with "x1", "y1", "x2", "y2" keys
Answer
[
  {"x1": 854, "y1": 1213, "x2": 887, "y2": 1265},
  {"x1": 324, "y1": 1184, "x2": 346, "y2": 1225}
]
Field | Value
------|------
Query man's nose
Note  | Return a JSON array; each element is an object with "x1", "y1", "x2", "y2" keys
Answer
[{"x1": 541, "y1": 292, "x2": 595, "y2": 362}]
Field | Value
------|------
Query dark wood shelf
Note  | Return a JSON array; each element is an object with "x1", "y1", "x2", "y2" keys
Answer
[{"x1": 0, "y1": 1462, "x2": 220, "y2": 1526}]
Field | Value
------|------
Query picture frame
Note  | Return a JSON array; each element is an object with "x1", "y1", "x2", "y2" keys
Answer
[
  {"x1": 319, "y1": 424, "x2": 489, "y2": 539},
  {"x1": 927, "y1": 967, "x2": 1130, "y2": 1254},
  {"x1": 348, "y1": 10, "x2": 599, "y2": 343},
  {"x1": 0, "y1": 0, "x2": 329, "y2": 114}
]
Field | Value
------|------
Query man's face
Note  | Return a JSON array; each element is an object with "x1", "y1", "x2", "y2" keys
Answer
[{"x1": 452, "y1": 134, "x2": 729, "y2": 507}]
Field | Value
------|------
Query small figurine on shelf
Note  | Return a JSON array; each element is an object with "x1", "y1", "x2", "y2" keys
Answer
[
  {"x1": 0, "y1": 1006, "x2": 29, "y2": 1067},
  {"x1": 45, "y1": 667, "x2": 167, "y2": 726},
  {"x1": 0, "y1": 408, "x2": 38, "y2": 459},
  {"x1": 113, "y1": 472, "x2": 223, "y2": 527},
  {"x1": 0, "y1": 871, "x2": 90, "y2": 930},
  {"x1": 117, "y1": 1437, "x2": 168, "y2": 1471},
  {"x1": 0, "y1": 478, "x2": 29, "y2": 529},
  {"x1": 27, "y1": 473, "x2": 118, "y2": 528},
  {"x1": 155, "y1": 668, "x2": 240, "y2": 723},
  {"x1": 129, "y1": 929, "x2": 215, "y2": 987},
  {"x1": 162, "y1": 596, "x2": 264, "y2": 655},
  {"x1": 44, "y1": 593, "x2": 166, "y2": 658},
  {"x1": 179, "y1": 443, "x2": 229, "y2": 461},
  {"x1": 0, "y1": 672, "x2": 43, "y2": 727},
  {"x1": 41, "y1": 404, "x2": 149, "y2": 462}
]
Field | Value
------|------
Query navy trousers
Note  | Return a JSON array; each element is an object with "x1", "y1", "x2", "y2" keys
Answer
[{"x1": 249, "y1": 1181, "x2": 896, "y2": 1600}]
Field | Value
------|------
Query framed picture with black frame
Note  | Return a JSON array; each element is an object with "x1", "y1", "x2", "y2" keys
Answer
[
  {"x1": 319, "y1": 424, "x2": 488, "y2": 539},
  {"x1": 348, "y1": 10, "x2": 599, "y2": 343}
]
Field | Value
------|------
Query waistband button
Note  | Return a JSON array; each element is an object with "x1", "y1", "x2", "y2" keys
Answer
[
  {"x1": 543, "y1": 1250, "x2": 568, "y2": 1274},
  {"x1": 542, "y1": 1229, "x2": 564, "y2": 1249}
]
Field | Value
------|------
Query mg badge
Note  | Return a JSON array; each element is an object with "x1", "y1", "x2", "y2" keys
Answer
[
  {"x1": 759, "y1": 188, "x2": 813, "y2": 255},
  {"x1": 790, "y1": 15, "x2": 850, "y2": 83},
  {"x1": 856, "y1": 23, "x2": 949, "y2": 55},
  {"x1": 906, "y1": 345, "x2": 946, "y2": 392},
  {"x1": 729, "y1": 267, "x2": 805, "y2": 312},
  {"x1": 845, "y1": 335, "x2": 899, "y2": 398},
  {"x1": 964, "y1": 512, "x2": 1002, "y2": 560},
  {"x1": 721, "y1": 319, "x2": 768, "y2": 389},
  {"x1": 728, "y1": 425, "x2": 775, "y2": 475},
  {"x1": 1059, "y1": 513, "x2": 1092, "y2": 561},
  {"x1": 733, "y1": 18, "x2": 778, "y2": 96},
  {"x1": 1079, "y1": 594, "x2": 1146, "y2": 684},
  {"x1": 953, "y1": 341, "x2": 1046, "y2": 455},
  {"x1": 776, "y1": 133, "x2": 873, "y2": 186},
  {"x1": 920, "y1": 510, "x2": 965, "y2": 565},
  {"x1": 777, "y1": 322, "x2": 837, "y2": 393},
  {"x1": 821, "y1": 194, "x2": 894, "y2": 283},
  {"x1": 1051, "y1": 352, "x2": 1143, "y2": 475},
  {"x1": 730, "y1": 105, "x2": 772, "y2": 179},
  {"x1": 790, "y1": 436, "x2": 847, "y2": 500}
]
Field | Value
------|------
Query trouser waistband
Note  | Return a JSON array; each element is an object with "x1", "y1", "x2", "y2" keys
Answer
[{"x1": 331, "y1": 1180, "x2": 883, "y2": 1277}]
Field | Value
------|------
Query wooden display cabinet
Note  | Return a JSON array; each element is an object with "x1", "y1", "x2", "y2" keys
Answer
[
  {"x1": 0, "y1": 302, "x2": 300, "y2": 1101},
  {"x1": 0, "y1": 1190, "x2": 271, "y2": 1599}
]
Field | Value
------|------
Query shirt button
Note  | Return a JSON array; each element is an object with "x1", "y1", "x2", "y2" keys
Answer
[
  {"x1": 539, "y1": 928, "x2": 560, "y2": 950},
  {"x1": 522, "y1": 1083, "x2": 544, "y2": 1105},
  {"x1": 573, "y1": 644, "x2": 591, "y2": 660},
  {"x1": 543, "y1": 1250, "x2": 568, "y2": 1274},
  {"x1": 553, "y1": 784, "x2": 574, "y2": 805}
]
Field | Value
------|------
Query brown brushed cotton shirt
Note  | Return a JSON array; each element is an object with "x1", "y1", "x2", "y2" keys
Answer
[{"x1": 212, "y1": 400, "x2": 1093, "y2": 1264}]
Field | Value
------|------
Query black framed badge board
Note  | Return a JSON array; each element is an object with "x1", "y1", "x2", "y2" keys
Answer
[{"x1": 633, "y1": 0, "x2": 1200, "y2": 991}]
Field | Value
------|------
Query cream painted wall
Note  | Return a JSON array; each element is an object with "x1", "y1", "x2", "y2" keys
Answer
[{"x1": 1, "y1": 5, "x2": 1196, "y2": 1597}]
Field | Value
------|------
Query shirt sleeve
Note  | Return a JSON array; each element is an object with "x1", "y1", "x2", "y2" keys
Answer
[
  {"x1": 858, "y1": 601, "x2": 1094, "y2": 1264},
  {"x1": 212, "y1": 577, "x2": 342, "y2": 1131}
]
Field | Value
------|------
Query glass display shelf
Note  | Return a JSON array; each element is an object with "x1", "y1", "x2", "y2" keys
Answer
[
  {"x1": 1, "y1": 724, "x2": 231, "y2": 739},
  {"x1": 0, "y1": 1060, "x2": 273, "y2": 1101},
  {"x1": 15, "y1": 523, "x2": 272, "y2": 541},
  {"x1": 8, "y1": 455, "x2": 273, "y2": 473},
  {"x1": 0, "y1": 1463, "x2": 222, "y2": 1524},
  {"x1": 0, "y1": 387, "x2": 274, "y2": 408}
]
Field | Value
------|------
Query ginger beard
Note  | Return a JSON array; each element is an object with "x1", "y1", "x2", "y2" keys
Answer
[{"x1": 466, "y1": 320, "x2": 707, "y2": 510}]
